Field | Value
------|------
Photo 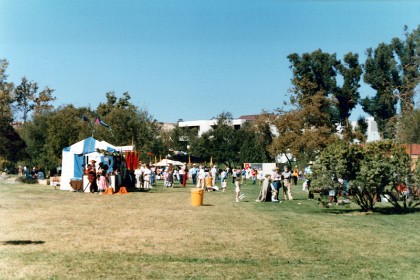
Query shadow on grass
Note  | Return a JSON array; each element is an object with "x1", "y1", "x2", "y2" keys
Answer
[
  {"x1": 2, "y1": 240, "x2": 45, "y2": 245},
  {"x1": 323, "y1": 206, "x2": 420, "y2": 215}
]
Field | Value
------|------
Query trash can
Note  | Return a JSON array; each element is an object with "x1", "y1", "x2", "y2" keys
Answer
[{"x1": 191, "y1": 188, "x2": 204, "y2": 206}]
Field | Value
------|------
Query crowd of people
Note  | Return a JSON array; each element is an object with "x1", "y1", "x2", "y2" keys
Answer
[
  {"x1": 74, "y1": 155, "x2": 318, "y2": 203},
  {"x1": 18, "y1": 165, "x2": 46, "y2": 180}
]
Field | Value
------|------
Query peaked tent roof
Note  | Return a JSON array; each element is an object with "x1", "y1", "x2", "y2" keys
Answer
[{"x1": 62, "y1": 137, "x2": 116, "y2": 154}]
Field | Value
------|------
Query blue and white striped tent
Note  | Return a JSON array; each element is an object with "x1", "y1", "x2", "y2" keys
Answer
[{"x1": 60, "y1": 137, "x2": 117, "y2": 190}]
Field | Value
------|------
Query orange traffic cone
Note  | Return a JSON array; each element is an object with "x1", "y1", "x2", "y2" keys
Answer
[
  {"x1": 104, "y1": 188, "x2": 114, "y2": 195},
  {"x1": 117, "y1": 186, "x2": 128, "y2": 194}
]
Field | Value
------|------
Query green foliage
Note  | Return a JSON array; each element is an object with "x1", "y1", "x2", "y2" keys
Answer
[
  {"x1": 335, "y1": 52, "x2": 363, "y2": 126},
  {"x1": 312, "y1": 141, "x2": 364, "y2": 183},
  {"x1": 94, "y1": 95, "x2": 164, "y2": 161},
  {"x1": 391, "y1": 25, "x2": 420, "y2": 113},
  {"x1": 0, "y1": 59, "x2": 14, "y2": 124},
  {"x1": 396, "y1": 109, "x2": 420, "y2": 144},
  {"x1": 14, "y1": 77, "x2": 39, "y2": 123},
  {"x1": 0, "y1": 60, "x2": 27, "y2": 164},
  {"x1": 362, "y1": 43, "x2": 399, "y2": 139},
  {"x1": 19, "y1": 105, "x2": 88, "y2": 169},
  {"x1": 362, "y1": 25, "x2": 420, "y2": 138},
  {"x1": 352, "y1": 141, "x2": 410, "y2": 211},
  {"x1": 412, "y1": 159, "x2": 420, "y2": 184},
  {"x1": 15, "y1": 176, "x2": 37, "y2": 184},
  {"x1": 191, "y1": 112, "x2": 242, "y2": 167},
  {"x1": 312, "y1": 140, "x2": 412, "y2": 212},
  {"x1": 270, "y1": 93, "x2": 339, "y2": 163},
  {"x1": 187, "y1": 112, "x2": 275, "y2": 167},
  {"x1": 238, "y1": 124, "x2": 268, "y2": 163}
]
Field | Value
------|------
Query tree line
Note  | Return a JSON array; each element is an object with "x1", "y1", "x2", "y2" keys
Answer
[{"x1": 0, "y1": 25, "x2": 419, "y2": 183}]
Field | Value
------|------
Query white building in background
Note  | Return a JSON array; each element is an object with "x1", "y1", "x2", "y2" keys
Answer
[
  {"x1": 178, "y1": 117, "x2": 249, "y2": 137},
  {"x1": 365, "y1": 117, "x2": 381, "y2": 142},
  {"x1": 351, "y1": 116, "x2": 381, "y2": 143}
]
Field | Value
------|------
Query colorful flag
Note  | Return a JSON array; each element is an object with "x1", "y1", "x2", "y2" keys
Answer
[
  {"x1": 95, "y1": 117, "x2": 110, "y2": 128},
  {"x1": 82, "y1": 115, "x2": 95, "y2": 130}
]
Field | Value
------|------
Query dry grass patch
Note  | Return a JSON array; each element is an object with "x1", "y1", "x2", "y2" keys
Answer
[{"x1": 1, "y1": 181, "x2": 420, "y2": 279}]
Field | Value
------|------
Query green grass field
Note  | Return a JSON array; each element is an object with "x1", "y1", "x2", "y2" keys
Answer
[{"x1": 1, "y1": 178, "x2": 419, "y2": 279}]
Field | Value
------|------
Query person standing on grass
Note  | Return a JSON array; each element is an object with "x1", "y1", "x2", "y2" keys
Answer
[
  {"x1": 241, "y1": 168, "x2": 247, "y2": 185},
  {"x1": 179, "y1": 165, "x2": 186, "y2": 187},
  {"x1": 305, "y1": 161, "x2": 314, "y2": 199},
  {"x1": 251, "y1": 168, "x2": 257, "y2": 185},
  {"x1": 211, "y1": 165, "x2": 218, "y2": 186},
  {"x1": 282, "y1": 165, "x2": 293, "y2": 200},
  {"x1": 196, "y1": 165, "x2": 206, "y2": 189},
  {"x1": 256, "y1": 174, "x2": 272, "y2": 202},
  {"x1": 231, "y1": 168, "x2": 237, "y2": 184},
  {"x1": 292, "y1": 166, "x2": 299, "y2": 186},
  {"x1": 235, "y1": 177, "x2": 244, "y2": 202},
  {"x1": 190, "y1": 164, "x2": 198, "y2": 185},
  {"x1": 272, "y1": 167, "x2": 281, "y2": 201},
  {"x1": 97, "y1": 163, "x2": 109, "y2": 192},
  {"x1": 173, "y1": 168, "x2": 180, "y2": 184},
  {"x1": 143, "y1": 163, "x2": 151, "y2": 189},
  {"x1": 220, "y1": 169, "x2": 227, "y2": 190}
]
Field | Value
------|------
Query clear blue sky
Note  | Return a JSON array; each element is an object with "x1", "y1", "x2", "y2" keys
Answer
[{"x1": 1, "y1": 0, "x2": 419, "y2": 123}]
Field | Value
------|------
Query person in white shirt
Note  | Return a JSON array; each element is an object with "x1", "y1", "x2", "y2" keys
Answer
[
  {"x1": 196, "y1": 166, "x2": 206, "y2": 189},
  {"x1": 143, "y1": 163, "x2": 152, "y2": 189}
]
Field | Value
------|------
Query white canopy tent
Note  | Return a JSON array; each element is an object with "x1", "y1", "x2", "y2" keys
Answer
[
  {"x1": 154, "y1": 159, "x2": 184, "y2": 167},
  {"x1": 60, "y1": 137, "x2": 133, "y2": 190}
]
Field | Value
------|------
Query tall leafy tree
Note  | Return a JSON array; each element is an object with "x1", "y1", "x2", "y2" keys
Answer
[
  {"x1": 34, "y1": 86, "x2": 56, "y2": 116},
  {"x1": 270, "y1": 92, "x2": 339, "y2": 165},
  {"x1": 391, "y1": 25, "x2": 420, "y2": 114},
  {"x1": 94, "y1": 92, "x2": 164, "y2": 161},
  {"x1": 335, "y1": 52, "x2": 362, "y2": 128},
  {"x1": 0, "y1": 59, "x2": 27, "y2": 165},
  {"x1": 14, "y1": 77, "x2": 38, "y2": 123},
  {"x1": 361, "y1": 43, "x2": 400, "y2": 139},
  {"x1": 20, "y1": 105, "x2": 90, "y2": 169},
  {"x1": 248, "y1": 113, "x2": 276, "y2": 162},
  {"x1": 13, "y1": 77, "x2": 56, "y2": 123},
  {"x1": 0, "y1": 59, "x2": 14, "y2": 124},
  {"x1": 190, "y1": 112, "x2": 242, "y2": 168},
  {"x1": 238, "y1": 123, "x2": 268, "y2": 164},
  {"x1": 396, "y1": 109, "x2": 420, "y2": 144},
  {"x1": 287, "y1": 49, "x2": 339, "y2": 110}
]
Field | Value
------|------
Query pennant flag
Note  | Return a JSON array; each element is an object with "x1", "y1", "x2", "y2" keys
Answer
[
  {"x1": 95, "y1": 117, "x2": 110, "y2": 129},
  {"x1": 82, "y1": 115, "x2": 95, "y2": 130}
]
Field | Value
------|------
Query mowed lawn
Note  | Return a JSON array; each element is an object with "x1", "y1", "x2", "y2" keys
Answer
[{"x1": 1, "y1": 179, "x2": 419, "y2": 279}]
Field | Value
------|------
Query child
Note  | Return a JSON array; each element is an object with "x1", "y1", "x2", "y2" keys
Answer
[
  {"x1": 221, "y1": 179, "x2": 227, "y2": 192},
  {"x1": 270, "y1": 184, "x2": 279, "y2": 202},
  {"x1": 235, "y1": 178, "x2": 244, "y2": 202}
]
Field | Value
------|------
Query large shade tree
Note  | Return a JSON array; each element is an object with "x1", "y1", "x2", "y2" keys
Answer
[
  {"x1": 190, "y1": 112, "x2": 243, "y2": 168},
  {"x1": 94, "y1": 91, "x2": 164, "y2": 161},
  {"x1": 0, "y1": 59, "x2": 27, "y2": 167},
  {"x1": 361, "y1": 43, "x2": 400, "y2": 139},
  {"x1": 391, "y1": 25, "x2": 420, "y2": 114},
  {"x1": 362, "y1": 25, "x2": 420, "y2": 139},
  {"x1": 271, "y1": 49, "x2": 362, "y2": 164}
]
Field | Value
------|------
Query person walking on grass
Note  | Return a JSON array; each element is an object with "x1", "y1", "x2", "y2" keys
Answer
[
  {"x1": 282, "y1": 165, "x2": 293, "y2": 200},
  {"x1": 235, "y1": 178, "x2": 244, "y2": 202}
]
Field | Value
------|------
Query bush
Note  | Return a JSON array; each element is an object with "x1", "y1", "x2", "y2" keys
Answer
[
  {"x1": 16, "y1": 176, "x2": 37, "y2": 184},
  {"x1": 312, "y1": 140, "x2": 412, "y2": 212}
]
